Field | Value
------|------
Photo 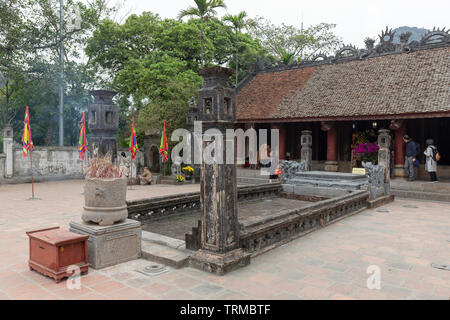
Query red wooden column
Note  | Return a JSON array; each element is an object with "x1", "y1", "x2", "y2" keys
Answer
[
  {"x1": 272, "y1": 123, "x2": 287, "y2": 160},
  {"x1": 390, "y1": 120, "x2": 407, "y2": 178},
  {"x1": 322, "y1": 122, "x2": 339, "y2": 172}
]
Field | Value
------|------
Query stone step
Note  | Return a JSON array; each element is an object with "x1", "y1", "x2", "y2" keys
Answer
[
  {"x1": 141, "y1": 231, "x2": 193, "y2": 269},
  {"x1": 237, "y1": 168, "x2": 267, "y2": 178},
  {"x1": 391, "y1": 189, "x2": 450, "y2": 202},
  {"x1": 237, "y1": 177, "x2": 271, "y2": 185},
  {"x1": 294, "y1": 171, "x2": 367, "y2": 181},
  {"x1": 288, "y1": 178, "x2": 367, "y2": 190}
]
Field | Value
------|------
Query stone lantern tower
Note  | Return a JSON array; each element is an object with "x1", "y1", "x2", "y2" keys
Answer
[
  {"x1": 189, "y1": 66, "x2": 250, "y2": 275},
  {"x1": 377, "y1": 129, "x2": 392, "y2": 186},
  {"x1": 88, "y1": 90, "x2": 119, "y2": 160},
  {"x1": 300, "y1": 130, "x2": 312, "y2": 171}
]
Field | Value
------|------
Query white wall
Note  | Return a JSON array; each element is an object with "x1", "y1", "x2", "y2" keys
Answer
[
  {"x1": 0, "y1": 154, "x2": 5, "y2": 180},
  {"x1": 12, "y1": 146, "x2": 84, "y2": 179}
]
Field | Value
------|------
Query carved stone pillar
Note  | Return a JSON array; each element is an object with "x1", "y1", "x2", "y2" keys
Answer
[
  {"x1": 300, "y1": 130, "x2": 312, "y2": 171},
  {"x1": 322, "y1": 122, "x2": 339, "y2": 172},
  {"x1": 189, "y1": 66, "x2": 250, "y2": 275},
  {"x1": 3, "y1": 125, "x2": 13, "y2": 178},
  {"x1": 88, "y1": 90, "x2": 119, "y2": 161},
  {"x1": 377, "y1": 129, "x2": 391, "y2": 194},
  {"x1": 390, "y1": 120, "x2": 407, "y2": 178}
]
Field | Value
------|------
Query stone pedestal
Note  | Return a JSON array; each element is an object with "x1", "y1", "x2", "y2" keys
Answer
[
  {"x1": 3, "y1": 126, "x2": 13, "y2": 178},
  {"x1": 393, "y1": 165, "x2": 407, "y2": 178},
  {"x1": 190, "y1": 248, "x2": 251, "y2": 276},
  {"x1": 69, "y1": 219, "x2": 141, "y2": 269},
  {"x1": 324, "y1": 161, "x2": 339, "y2": 172}
]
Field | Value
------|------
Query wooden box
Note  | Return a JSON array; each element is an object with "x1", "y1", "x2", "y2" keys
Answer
[{"x1": 27, "y1": 226, "x2": 89, "y2": 283}]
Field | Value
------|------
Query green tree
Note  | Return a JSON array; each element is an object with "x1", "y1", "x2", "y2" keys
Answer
[
  {"x1": 223, "y1": 11, "x2": 248, "y2": 84},
  {"x1": 177, "y1": 0, "x2": 227, "y2": 66},
  {"x1": 0, "y1": 0, "x2": 114, "y2": 145},
  {"x1": 248, "y1": 17, "x2": 342, "y2": 62}
]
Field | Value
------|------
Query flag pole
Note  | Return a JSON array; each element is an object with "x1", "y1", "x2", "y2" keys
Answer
[
  {"x1": 30, "y1": 150, "x2": 35, "y2": 199},
  {"x1": 129, "y1": 157, "x2": 133, "y2": 190}
]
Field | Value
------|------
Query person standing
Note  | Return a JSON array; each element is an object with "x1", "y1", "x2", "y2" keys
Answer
[
  {"x1": 424, "y1": 139, "x2": 438, "y2": 182},
  {"x1": 403, "y1": 135, "x2": 417, "y2": 181}
]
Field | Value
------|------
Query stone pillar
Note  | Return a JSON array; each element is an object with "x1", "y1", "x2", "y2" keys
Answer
[
  {"x1": 377, "y1": 129, "x2": 391, "y2": 194},
  {"x1": 189, "y1": 66, "x2": 250, "y2": 275},
  {"x1": 322, "y1": 122, "x2": 339, "y2": 172},
  {"x1": 3, "y1": 125, "x2": 13, "y2": 178},
  {"x1": 300, "y1": 130, "x2": 312, "y2": 171},
  {"x1": 390, "y1": 120, "x2": 407, "y2": 178},
  {"x1": 88, "y1": 90, "x2": 119, "y2": 160}
]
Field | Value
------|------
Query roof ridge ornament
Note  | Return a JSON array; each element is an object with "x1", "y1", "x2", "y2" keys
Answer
[
  {"x1": 244, "y1": 26, "x2": 449, "y2": 77},
  {"x1": 420, "y1": 27, "x2": 450, "y2": 46}
]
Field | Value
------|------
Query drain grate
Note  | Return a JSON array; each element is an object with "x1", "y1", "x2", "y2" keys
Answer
[
  {"x1": 376, "y1": 208, "x2": 390, "y2": 213},
  {"x1": 430, "y1": 263, "x2": 450, "y2": 271},
  {"x1": 136, "y1": 264, "x2": 170, "y2": 277}
]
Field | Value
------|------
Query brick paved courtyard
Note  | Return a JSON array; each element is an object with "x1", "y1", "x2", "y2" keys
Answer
[{"x1": 0, "y1": 180, "x2": 449, "y2": 300}]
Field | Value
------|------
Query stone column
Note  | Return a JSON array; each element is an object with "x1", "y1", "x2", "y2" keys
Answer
[
  {"x1": 3, "y1": 125, "x2": 13, "y2": 178},
  {"x1": 377, "y1": 129, "x2": 391, "y2": 194},
  {"x1": 189, "y1": 66, "x2": 250, "y2": 275},
  {"x1": 322, "y1": 122, "x2": 339, "y2": 172},
  {"x1": 300, "y1": 130, "x2": 312, "y2": 171},
  {"x1": 390, "y1": 120, "x2": 407, "y2": 178}
]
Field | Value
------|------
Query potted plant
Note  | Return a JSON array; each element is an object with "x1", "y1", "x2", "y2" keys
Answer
[
  {"x1": 182, "y1": 166, "x2": 194, "y2": 181},
  {"x1": 353, "y1": 142, "x2": 380, "y2": 167},
  {"x1": 176, "y1": 174, "x2": 185, "y2": 184},
  {"x1": 82, "y1": 154, "x2": 128, "y2": 226}
]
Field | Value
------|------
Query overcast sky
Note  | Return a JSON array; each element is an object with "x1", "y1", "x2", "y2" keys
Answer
[{"x1": 113, "y1": 0, "x2": 450, "y2": 48}]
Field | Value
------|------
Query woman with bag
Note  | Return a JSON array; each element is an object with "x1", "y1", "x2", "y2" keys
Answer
[{"x1": 424, "y1": 139, "x2": 438, "y2": 182}]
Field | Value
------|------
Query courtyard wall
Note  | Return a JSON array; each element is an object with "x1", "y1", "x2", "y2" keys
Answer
[{"x1": 12, "y1": 146, "x2": 84, "y2": 182}]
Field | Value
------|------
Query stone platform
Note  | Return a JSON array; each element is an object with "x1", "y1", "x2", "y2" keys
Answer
[
  {"x1": 289, "y1": 171, "x2": 368, "y2": 191},
  {"x1": 70, "y1": 219, "x2": 141, "y2": 269}
]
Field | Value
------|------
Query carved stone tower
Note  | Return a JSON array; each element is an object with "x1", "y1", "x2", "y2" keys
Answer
[
  {"x1": 300, "y1": 130, "x2": 312, "y2": 171},
  {"x1": 189, "y1": 66, "x2": 250, "y2": 275},
  {"x1": 377, "y1": 129, "x2": 392, "y2": 191},
  {"x1": 88, "y1": 90, "x2": 119, "y2": 160}
]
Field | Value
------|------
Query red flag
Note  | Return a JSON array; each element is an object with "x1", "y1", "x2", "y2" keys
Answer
[
  {"x1": 77, "y1": 112, "x2": 88, "y2": 160},
  {"x1": 129, "y1": 117, "x2": 138, "y2": 160},
  {"x1": 159, "y1": 121, "x2": 168, "y2": 162},
  {"x1": 22, "y1": 106, "x2": 34, "y2": 158}
]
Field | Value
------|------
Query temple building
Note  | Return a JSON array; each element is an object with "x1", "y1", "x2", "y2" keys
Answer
[{"x1": 235, "y1": 27, "x2": 450, "y2": 179}]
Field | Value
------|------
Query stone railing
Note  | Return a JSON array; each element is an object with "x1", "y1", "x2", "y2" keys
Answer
[
  {"x1": 239, "y1": 190, "x2": 369, "y2": 255},
  {"x1": 127, "y1": 183, "x2": 282, "y2": 222}
]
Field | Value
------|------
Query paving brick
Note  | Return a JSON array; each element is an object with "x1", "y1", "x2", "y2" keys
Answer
[{"x1": 1, "y1": 181, "x2": 450, "y2": 300}]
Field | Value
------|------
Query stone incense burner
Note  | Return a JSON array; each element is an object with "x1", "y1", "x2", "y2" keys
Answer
[{"x1": 82, "y1": 177, "x2": 128, "y2": 226}]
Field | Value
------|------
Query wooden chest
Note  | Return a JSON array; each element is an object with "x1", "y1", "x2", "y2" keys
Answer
[{"x1": 27, "y1": 226, "x2": 89, "y2": 283}]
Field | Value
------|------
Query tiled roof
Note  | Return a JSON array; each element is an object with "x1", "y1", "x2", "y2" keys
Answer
[{"x1": 236, "y1": 46, "x2": 450, "y2": 121}]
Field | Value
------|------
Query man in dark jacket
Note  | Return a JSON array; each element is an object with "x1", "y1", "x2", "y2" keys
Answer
[{"x1": 403, "y1": 135, "x2": 417, "y2": 181}]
